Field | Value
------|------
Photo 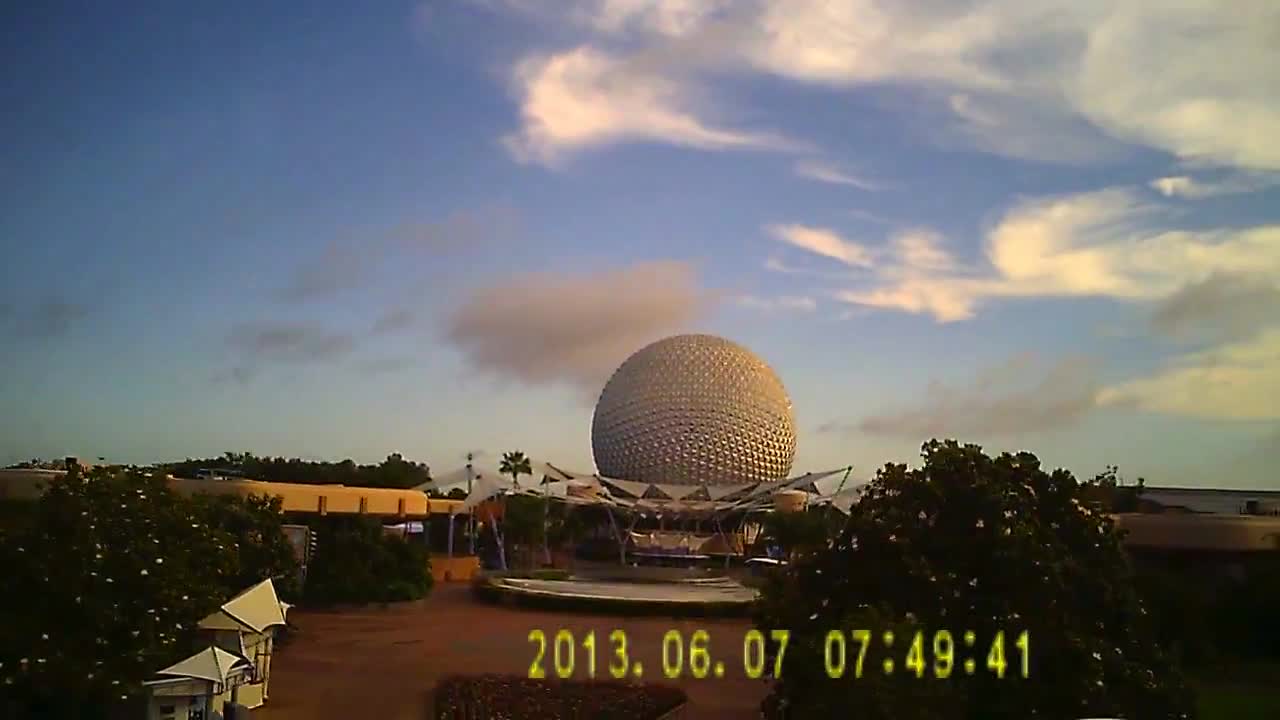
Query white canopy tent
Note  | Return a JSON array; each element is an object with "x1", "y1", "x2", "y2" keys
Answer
[
  {"x1": 434, "y1": 463, "x2": 869, "y2": 517},
  {"x1": 425, "y1": 460, "x2": 869, "y2": 569}
]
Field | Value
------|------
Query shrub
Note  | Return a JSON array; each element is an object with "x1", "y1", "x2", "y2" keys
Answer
[
  {"x1": 302, "y1": 515, "x2": 433, "y2": 604},
  {"x1": 756, "y1": 440, "x2": 1195, "y2": 720},
  {"x1": 432, "y1": 675, "x2": 685, "y2": 720}
]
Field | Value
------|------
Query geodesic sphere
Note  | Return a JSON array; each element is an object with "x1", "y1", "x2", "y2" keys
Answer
[{"x1": 591, "y1": 334, "x2": 796, "y2": 485}]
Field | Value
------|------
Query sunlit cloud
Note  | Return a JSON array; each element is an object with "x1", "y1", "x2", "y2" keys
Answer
[
  {"x1": 793, "y1": 159, "x2": 880, "y2": 190},
  {"x1": 488, "y1": 0, "x2": 1280, "y2": 171}
]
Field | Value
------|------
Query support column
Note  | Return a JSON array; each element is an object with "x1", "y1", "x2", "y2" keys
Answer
[{"x1": 446, "y1": 509, "x2": 455, "y2": 558}]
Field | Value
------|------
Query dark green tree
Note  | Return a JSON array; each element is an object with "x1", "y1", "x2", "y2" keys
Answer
[
  {"x1": 501, "y1": 495, "x2": 547, "y2": 569},
  {"x1": 759, "y1": 506, "x2": 841, "y2": 559},
  {"x1": 1083, "y1": 465, "x2": 1146, "y2": 513},
  {"x1": 302, "y1": 515, "x2": 432, "y2": 604},
  {"x1": 189, "y1": 492, "x2": 300, "y2": 600},
  {"x1": 0, "y1": 469, "x2": 237, "y2": 717},
  {"x1": 162, "y1": 452, "x2": 431, "y2": 489},
  {"x1": 755, "y1": 440, "x2": 1194, "y2": 720},
  {"x1": 0, "y1": 467, "x2": 302, "y2": 718}
]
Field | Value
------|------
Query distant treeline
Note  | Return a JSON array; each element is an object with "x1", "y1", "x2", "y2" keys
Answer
[{"x1": 162, "y1": 451, "x2": 431, "y2": 489}]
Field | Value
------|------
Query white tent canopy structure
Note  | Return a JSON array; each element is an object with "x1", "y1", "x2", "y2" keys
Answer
[
  {"x1": 434, "y1": 462, "x2": 870, "y2": 517},
  {"x1": 152, "y1": 646, "x2": 252, "y2": 686}
]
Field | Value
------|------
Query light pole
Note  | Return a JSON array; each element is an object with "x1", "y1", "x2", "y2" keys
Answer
[{"x1": 466, "y1": 452, "x2": 475, "y2": 556}]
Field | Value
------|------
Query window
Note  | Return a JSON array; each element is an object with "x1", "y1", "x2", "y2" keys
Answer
[{"x1": 159, "y1": 704, "x2": 175, "y2": 719}]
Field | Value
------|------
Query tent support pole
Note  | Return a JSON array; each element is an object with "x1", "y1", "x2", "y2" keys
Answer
[
  {"x1": 490, "y1": 506, "x2": 508, "y2": 571},
  {"x1": 604, "y1": 505, "x2": 627, "y2": 565},
  {"x1": 447, "y1": 509, "x2": 455, "y2": 558}
]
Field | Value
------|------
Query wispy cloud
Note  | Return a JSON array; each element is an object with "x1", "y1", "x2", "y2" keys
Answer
[
  {"x1": 845, "y1": 208, "x2": 900, "y2": 226},
  {"x1": 1151, "y1": 273, "x2": 1280, "y2": 345},
  {"x1": 733, "y1": 294, "x2": 817, "y2": 313},
  {"x1": 1149, "y1": 173, "x2": 1279, "y2": 199},
  {"x1": 227, "y1": 323, "x2": 357, "y2": 363},
  {"x1": 371, "y1": 308, "x2": 417, "y2": 336},
  {"x1": 811, "y1": 189, "x2": 1280, "y2": 322},
  {"x1": 768, "y1": 224, "x2": 874, "y2": 268},
  {"x1": 6, "y1": 299, "x2": 90, "y2": 340},
  {"x1": 793, "y1": 159, "x2": 880, "y2": 190},
  {"x1": 854, "y1": 354, "x2": 1102, "y2": 437},
  {"x1": 277, "y1": 208, "x2": 518, "y2": 303},
  {"x1": 1097, "y1": 329, "x2": 1280, "y2": 421},
  {"x1": 501, "y1": 46, "x2": 796, "y2": 166},
  {"x1": 486, "y1": 0, "x2": 1280, "y2": 171}
]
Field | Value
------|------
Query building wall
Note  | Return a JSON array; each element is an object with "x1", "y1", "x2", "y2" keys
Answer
[
  {"x1": 0, "y1": 468, "x2": 467, "y2": 519},
  {"x1": 430, "y1": 555, "x2": 480, "y2": 582}
]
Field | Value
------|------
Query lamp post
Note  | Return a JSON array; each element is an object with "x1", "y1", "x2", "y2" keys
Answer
[{"x1": 466, "y1": 453, "x2": 475, "y2": 556}]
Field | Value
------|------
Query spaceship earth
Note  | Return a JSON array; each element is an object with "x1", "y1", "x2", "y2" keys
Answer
[{"x1": 591, "y1": 334, "x2": 797, "y2": 486}]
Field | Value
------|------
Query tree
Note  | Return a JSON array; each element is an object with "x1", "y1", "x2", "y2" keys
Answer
[
  {"x1": 161, "y1": 451, "x2": 431, "y2": 489},
  {"x1": 0, "y1": 467, "x2": 302, "y2": 718},
  {"x1": 499, "y1": 451, "x2": 532, "y2": 488},
  {"x1": 755, "y1": 440, "x2": 1194, "y2": 720},
  {"x1": 0, "y1": 469, "x2": 238, "y2": 717},
  {"x1": 1083, "y1": 465, "x2": 1145, "y2": 513},
  {"x1": 758, "y1": 506, "x2": 840, "y2": 559},
  {"x1": 499, "y1": 450, "x2": 542, "y2": 565},
  {"x1": 302, "y1": 515, "x2": 432, "y2": 604},
  {"x1": 190, "y1": 492, "x2": 300, "y2": 600}
]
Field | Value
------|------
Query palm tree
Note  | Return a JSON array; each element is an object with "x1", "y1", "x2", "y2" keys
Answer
[
  {"x1": 500, "y1": 451, "x2": 532, "y2": 488},
  {"x1": 499, "y1": 451, "x2": 539, "y2": 567}
]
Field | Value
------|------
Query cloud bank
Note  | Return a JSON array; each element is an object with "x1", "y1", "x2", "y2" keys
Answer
[
  {"x1": 487, "y1": 0, "x2": 1280, "y2": 171},
  {"x1": 445, "y1": 260, "x2": 715, "y2": 394}
]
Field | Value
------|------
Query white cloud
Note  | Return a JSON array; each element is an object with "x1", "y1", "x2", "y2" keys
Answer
[
  {"x1": 489, "y1": 0, "x2": 1280, "y2": 171},
  {"x1": 1149, "y1": 173, "x2": 1279, "y2": 199},
  {"x1": 501, "y1": 46, "x2": 793, "y2": 165},
  {"x1": 768, "y1": 224, "x2": 874, "y2": 268},
  {"x1": 793, "y1": 159, "x2": 880, "y2": 190},
  {"x1": 734, "y1": 294, "x2": 818, "y2": 312},
  {"x1": 585, "y1": 0, "x2": 734, "y2": 37},
  {"x1": 1097, "y1": 329, "x2": 1280, "y2": 420},
  {"x1": 827, "y1": 189, "x2": 1280, "y2": 322}
]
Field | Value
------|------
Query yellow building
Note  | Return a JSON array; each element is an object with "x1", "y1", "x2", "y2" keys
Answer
[{"x1": 0, "y1": 468, "x2": 466, "y2": 518}]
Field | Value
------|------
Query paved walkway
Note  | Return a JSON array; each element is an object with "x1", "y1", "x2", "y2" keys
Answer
[{"x1": 255, "y1": 584, "x2": 770, "y2": 720}]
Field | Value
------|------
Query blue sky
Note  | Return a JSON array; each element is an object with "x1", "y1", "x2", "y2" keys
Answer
[{"x1": 2, "y1": 1, "x2": 1277, "y2": 488}]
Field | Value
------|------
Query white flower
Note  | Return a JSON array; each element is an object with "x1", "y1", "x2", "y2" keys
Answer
[
  {"x1": 154, "y1": 558, "x2": 163, "y2": 564},
  {"x1": 139, "y1": 569, "x2": 148, "y2": 576}
]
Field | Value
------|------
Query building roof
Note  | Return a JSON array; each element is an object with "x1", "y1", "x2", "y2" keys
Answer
[
  {"x1": 198, "y1": 578, "x2": 288, "y2": 635},
  {"x1": 151, "y1": 646, "x2": 251, "y2": 685}
]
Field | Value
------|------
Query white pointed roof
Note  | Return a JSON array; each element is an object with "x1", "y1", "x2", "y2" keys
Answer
[
  {"x1": 198, "y1": 578, "x2": 288, "y2": 634},
  {"x1": 153, "y1": 646, "x2": 251, "y2": 684}
]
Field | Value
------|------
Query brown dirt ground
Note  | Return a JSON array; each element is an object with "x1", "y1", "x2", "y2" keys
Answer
[{"x1": 254, "y1": 584, "x2": 770, "y2": 720}]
